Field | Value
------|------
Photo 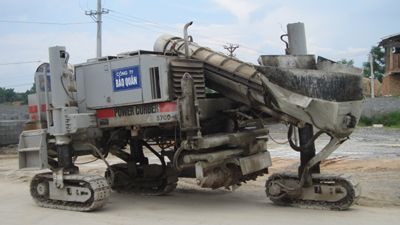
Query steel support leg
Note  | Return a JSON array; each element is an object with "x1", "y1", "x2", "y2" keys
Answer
[
  {"x1": 298, "y1": 123, "x2": 320, "y2": 176},
  {"x1": 130, "y1": 139, "x2": 148, "y2": 165},
  {"x1": 57, "y1": 145, "x2": 73, "y2": 168}
]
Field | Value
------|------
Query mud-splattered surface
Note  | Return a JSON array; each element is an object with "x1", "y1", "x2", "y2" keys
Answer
[
  {"x1": 266, "y1": 126, "x2": 400, "y2": 207},
  {"x1": 0, "y1": 126, "x2": 399, "y2": 224}
]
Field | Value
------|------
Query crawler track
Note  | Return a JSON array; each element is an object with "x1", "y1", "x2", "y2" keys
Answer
[
  {"x1": 30, "y1": 173, "x2": 110, "y2": 211},
  {"x1": 266, "y1": 172, "x2": 361, "y2": 210},
  {"x1": 106, "y1": 163, "x2": 178, "y2": 196}
]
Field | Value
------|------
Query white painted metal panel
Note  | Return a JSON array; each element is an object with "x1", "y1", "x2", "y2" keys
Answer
[{"x1": 83, "y1": 61, "x2": 114, "y2": 109}]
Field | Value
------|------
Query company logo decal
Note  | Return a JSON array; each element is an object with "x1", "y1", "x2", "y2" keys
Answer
[{"x1": 112, "y1": 65, "x2": 141, "y2": 92}]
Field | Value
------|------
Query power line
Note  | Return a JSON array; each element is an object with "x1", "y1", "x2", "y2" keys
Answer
[
  {"x1": 108, "y1": 10, "x2": 231, "y2": 46},
  {"x1": 0, "y1": 20, "x2": 94, "y2": 25},
  {"x1": 235, "y1": 48, "x2": 261, "y2": 57},
  {"x1": 79, "y1": 0, "x2": 86, "y2": 12},
  {"x1": 106, "y1": 13, "x2": 180, "y2": 34},
  {"x1": 106, "y1": 9, "x2": 270, "y2": 55},
  {"x1": 107, "y1": 10, "x2": 224, "y2": 43},
  {"x1": 39, "y1": 26, "x2": 65, "y2": 62},
  {"x1": 2, "y1": 83, "x2": 33, "y2": 88},
  {"x1": 0, "y1": 61, "x2": 41, "y2": 66},
  {"x1": 64, "y1": 25, "x2": 93, "y2": 56},
  {"x1": 104, "y1": 15, "x2": 168, "y2": 35},
  {"x1": 1, "y1": 75, "x2": 33, "y2": 81},
  {"x1": 108, "y1": 10, "x2": 182, "y2": 34},
  {"x1": 327, "y1": 51, "x2": 369, "y2": 59}
]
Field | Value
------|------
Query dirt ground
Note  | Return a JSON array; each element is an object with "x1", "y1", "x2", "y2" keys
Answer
[{"x1": 0, "y1": 126, "x2": 399, "y2": 224}]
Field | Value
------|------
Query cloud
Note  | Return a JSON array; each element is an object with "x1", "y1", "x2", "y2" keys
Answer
[
  {"x1": 17, "y1": 15, "x2": 28, "y2": 22},
  {"x1": 0, "y1": 28, "x2": 94, "y2": 92},
  {"x1": 325, "y1": 48, "x2": 370, "y2": 61},
  {"x1": 2, "y1": 0, "x2": 397, "y2": 92},
  {"x1": 210, "y1": 0, "x2": 264, "y2": 24}
]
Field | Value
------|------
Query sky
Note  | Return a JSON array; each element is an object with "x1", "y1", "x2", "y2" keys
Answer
[{"x1": 0, "y1": 0, "x2": 399, "y2": 92}]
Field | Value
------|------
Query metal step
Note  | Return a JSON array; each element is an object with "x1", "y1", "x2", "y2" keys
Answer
[{"x1": 18, "y1": 129, "x2": 48, "y2": 170}]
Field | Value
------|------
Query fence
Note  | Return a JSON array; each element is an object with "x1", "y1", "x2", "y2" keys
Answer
[{"x1": 362, "y1": 98, "x2": 400, "y2": 118}]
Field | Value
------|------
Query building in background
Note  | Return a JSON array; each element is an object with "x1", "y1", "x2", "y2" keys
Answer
[{"x1": 379, "y1": 33, "x2": 400, "y2": 96}]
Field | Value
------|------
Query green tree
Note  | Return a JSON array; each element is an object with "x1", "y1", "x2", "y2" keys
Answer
[
  {"x1": 22, "y1": 83, "x2": 36, "y2": 104},
  {"x1": 337, "y1": 59, "x2": 354, "y2": 66},
  {"x1": 0, "y1": 83, "x2": 35, "y2": 105},
  {"x1": 362, "y1": 46, "x2": 385, "y2": 82},
  {"x1": 0, "y1": 87, "x2": 17, "y2": 104},
  {"x1": 27, "y1": 83, "x2": 36, "y2": 94}
]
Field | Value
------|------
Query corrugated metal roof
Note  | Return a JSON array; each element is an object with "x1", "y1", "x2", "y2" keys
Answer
[{"x1": 378, "y1": 33, "x2": 400, "y2": 47}]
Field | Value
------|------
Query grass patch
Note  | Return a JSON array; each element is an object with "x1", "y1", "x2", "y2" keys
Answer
[
  {"x1": 385, "y1": 125, "x2": 400, "y2": 129},
  {"x1": 358, "y1": 115, "x2": 373, "y2": 126},
  {"x1": 358, "y1": 112, "x2": 400, "y2": 127}
]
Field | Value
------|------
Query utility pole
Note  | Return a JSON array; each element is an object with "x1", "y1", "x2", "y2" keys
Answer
[
  {"x1": 85, "y1": 0, "x2": 109, "y2": 58},
  {"x1": 370, "y1": 51, "x2": 375, "y2": 98},
  {"x1": 223, "y1": 44, "x2": 240, "y2": 57}
]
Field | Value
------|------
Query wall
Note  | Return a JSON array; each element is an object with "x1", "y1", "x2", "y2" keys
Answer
[
  {"x1": 382, "y1": 74, "x2": 400, "y2": 96},
  {"x1": 362, "y1": 98, "x2": 400, "y2": 117},
  {"x1": 0, "y1": 105, "x2": 29, "y2": 146},
  {"x1": 0, "y1": 120, "x2": 28, "y2": 146},
  {"x1": 0, "y1": 105, "x2": 29, "y2": 119}
]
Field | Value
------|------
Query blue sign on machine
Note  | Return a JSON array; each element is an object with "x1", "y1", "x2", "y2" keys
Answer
[{"x1": 112, "y1": 65, "x2": 141, "y2": 92}]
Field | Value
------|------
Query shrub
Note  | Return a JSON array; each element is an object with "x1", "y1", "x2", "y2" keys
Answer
[
  {"x1": 358, "y1": 112, "x2": 400, "y2": 127},
  {"x1": 358, "y1": 115, "x2": 372, "y2": 126}
]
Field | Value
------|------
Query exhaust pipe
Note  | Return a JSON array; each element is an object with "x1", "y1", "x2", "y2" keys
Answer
[{"x1": 183, "y1": 21, "x2": 193, "y2": 59}]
